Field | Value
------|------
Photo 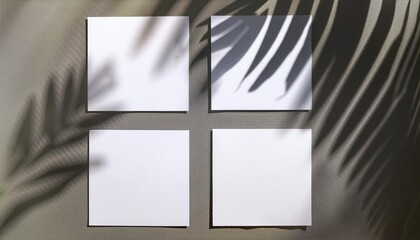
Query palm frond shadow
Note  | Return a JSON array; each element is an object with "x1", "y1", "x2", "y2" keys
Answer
[
  {"x1": 0, "y1": 63, "x2": 118, "y2": 234},
  {"x1": 309, "y1": 0, "x2": 420, "y2": 239},
  {"x1": 73, "y1": 0, "x2": 420, "y2": 238},
  {"x1": 2, "y1": 1, "x2": 418, "y2": 239},
  {"x1": 195, "y1": 0, "x2": 313, "y2": 97},
  {"x1": 188, "y1": 0, "x2": 420, "y2": 239},
  {"x1": 191, "y1": 5, "x2": 313, "y2": 116}
]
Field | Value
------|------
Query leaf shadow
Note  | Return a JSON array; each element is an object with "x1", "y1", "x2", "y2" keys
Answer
[
  {"x1": 194, "y1": 0, "x2": 313, "y2": 103},
  {"x1": 307, "y1": 0, "x2": 420, "y2": 239},
  {"x1": 3, "y1": 1, "x2": 420, "y2": 239},
  {"x1": 211, "y1": 14, "x2": 268, "y2": 86},
  {"x1": 248, "y1": 15, "x2": 311, "y2": 93},
  {"x1": 193, "y1": 0, "x2": 420, "y2": 239},
  {"x1": 1, "y1": 62, "x2": 119, "y2": 234}
]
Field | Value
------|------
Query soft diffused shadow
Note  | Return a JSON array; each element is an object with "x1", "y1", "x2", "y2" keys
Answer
[{"x1": 0, "y1": 63, "x2": 119, "y2": 235}]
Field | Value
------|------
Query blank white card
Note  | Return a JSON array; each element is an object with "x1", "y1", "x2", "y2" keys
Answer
[
  {"x1": 211, "y1": 16, "x2": 312, "y2": 110},
  {"x1": 212, "y1": 129, "x2": 311, "y2": 226},
  {"x1": 89, "y1": 130, "x2": 189, "y2": 226},
  {"x1": 87, "y1": 17, "x2": 189, "y2": 111}
]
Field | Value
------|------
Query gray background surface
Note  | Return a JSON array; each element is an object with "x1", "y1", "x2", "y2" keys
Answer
[{"x1": 1, "y1": 0, "x2": 419, "y2": 239}]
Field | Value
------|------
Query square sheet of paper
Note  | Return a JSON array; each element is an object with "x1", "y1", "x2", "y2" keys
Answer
[
  {"x1": 89, "y1": 130, "x2": 189, "y2": 226},
  {"x1": 211, "y1": 15, "x2": 312, "y2": 110},
  {"x1": 87, "y1": 17, "x2": 189, "y2": 111},
  {"x1": 212, "y1": 129, "x2": 311, "y2": 226}
]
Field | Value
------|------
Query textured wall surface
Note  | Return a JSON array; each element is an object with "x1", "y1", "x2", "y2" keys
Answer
[{"x1": 0, "y1": 1, "x2": 419, "y2": 239}]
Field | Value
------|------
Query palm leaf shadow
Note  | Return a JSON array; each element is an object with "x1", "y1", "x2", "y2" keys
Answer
[
  {"x1": 313, "y1": 0, "x2": 398, "y2": 149},
  {"x1": 191, "y1": 0, "x2": 269, "y2": 75},
  {"x1": 247, "y1": 0, "x2": 312, "y2": 94},
  {"x1": 189, "y1": 0, "x2": 420, "y2": 239},
  {"x1": 0, "y1": 63, "x2": 118, "y2": 234},
  {"x1": 194, "y1": 0, "x2": 313, "y2": 99},
  {"x1": 247, "y1": 15, "x2": 311, "y2": 93},
  {"x1": 88, "y1": 0, "x2": 420, "y2": 238},
  {"x1": 9, "y1": 97, "x2": 35, "y2": 177},
  {"x1": 242, "y1": 1, "x2": 292, "y2": 80},
  {"x1": 211, "y1": 14, "x2": 268, "y2": 86},
  {"x1": 0, "y1": 160, "x2": 89, "y2": 232},
  {"x1": 307, "y1": 0, "x2": 420, "y2": 239},
  {"x1": 3, "y1": 1, "x2": 419, "y2": 239}
]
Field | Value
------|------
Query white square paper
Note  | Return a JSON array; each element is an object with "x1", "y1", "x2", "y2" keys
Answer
[
  {"x1": 89, "y1": 130, "x2": 189, "y2": 226},
  {"x1": 212, "y1": 129, "x2": 311, "y2": 226},
  {"x1": 87, "y1": 17, "x2": 189, "y2": 111},
  {"x1": 211, "y1": 16, "x2": 312, "y2": 110}
]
